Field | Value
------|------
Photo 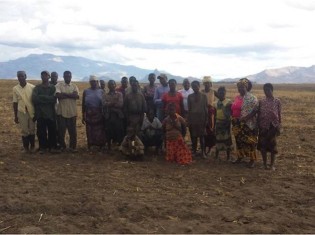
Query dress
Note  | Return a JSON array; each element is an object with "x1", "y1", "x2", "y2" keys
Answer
[
  {"x1": 215, "y1": 99, "x2": 232, "y2": 151},
  {"x1": 257, "y1": 97, "x2": 281, "y2": 154},
  {"x1": 231, "y1": 93, "x2": 258, "y2": 160},
  {"x1": 163, "y1": 114, "x2": 192, "y2": 165}
]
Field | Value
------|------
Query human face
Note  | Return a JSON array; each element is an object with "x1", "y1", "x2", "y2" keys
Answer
[
  {"x1": 51, "y1": 72, "x2": 58, "y2": 84},
  {"x1": 191, "y1": 83, "x2": 200, "y2": 93},
  {"x1": 168, "y1": 105, "x2": 176, "y2": 116},
  {"x1": 108, "y1": 81, "x2": 116, "y2": 91},
  {"x1": 90, "y1": 80, "x2": 98, "y2": 89},
  {"x1": 131, "y1": 80, "x2": 138, "y2": 93},
  {"x1": 203, "y1": 81, "x2": 212, "y2": 90},
  {"x1": 159, "y1": 77, "x2": 167, "y2": 86},
  {"x1": 100, "y1": 80, "x2": 106, "y2": 89},
  {"x1": 63, "y1": 72, "x2": 71, "y2": 84},
  {"x1": 183, "y1": 80, "x2": 190, "y2": 90},
  {"x1": 17, "y1": 73, "x2": 27, "y2": 87},
  {"x1": 121, "y1": 78, "x2": 128, "y2": 88},
  {"x1": 148, "y1": 74, "x2": 156, "y2": 85},
  {"x1": 169, "y1": 81, "x2": 176, "y2": 92},
  {"x1": 217, "y1": 89, "x2": 226, "y2": 101},
  {"x1": 41, "y1": 73, "x2": 50, "y2": 84},
  {"x1": 237, "y1": 83, "x2": 247, "y2": 96},
  {"x1": 264, "y1": 87, "x2": 273, "y2": 98}
]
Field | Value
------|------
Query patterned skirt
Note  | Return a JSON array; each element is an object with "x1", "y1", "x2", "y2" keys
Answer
[
  {"x1": 85, "y1": 107, "x2": 106, "y2": 147},
  {"x1": 166, "y1": 135, "x2": 192, "y2": 165},
  {"x1": 257, "y1": 125, "x2": 279, "y2": 154},
  {"x1": 215, "y1": 119, "x2": 232, "y2": 151},
  {"x1": 232, "y1": 118, "x2": 258, "y2": 160}
]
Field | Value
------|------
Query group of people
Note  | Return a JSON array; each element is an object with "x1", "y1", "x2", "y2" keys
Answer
[{"x1": 12, "y1": 70, "x2": 281, "y2": 170}]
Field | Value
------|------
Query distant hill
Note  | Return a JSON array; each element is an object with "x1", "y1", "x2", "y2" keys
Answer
[
  {"x1": 0, "y1": 53, "x2": 196, "y2": 83},
  {"x1": 219, "y1": 65, "x2": 315, "y2": 84}
]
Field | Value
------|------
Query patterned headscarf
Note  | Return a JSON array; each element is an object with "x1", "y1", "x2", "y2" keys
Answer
[{"x1": 237, "y1": 77, "x2": 250, "y2": 89}]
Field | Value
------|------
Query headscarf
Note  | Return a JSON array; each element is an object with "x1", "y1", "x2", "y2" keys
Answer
[
  {"x1": 237, "y1": 78, "x2": 250, "y2": 90},
  {"x1": 202, "y1": 76, "x2": 212, "y2": 83}
]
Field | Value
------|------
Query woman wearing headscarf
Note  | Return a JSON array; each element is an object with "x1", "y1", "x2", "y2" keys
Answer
[
  {"x1": 82, "y1": 75, "x2": 106, "y2": 150},
  {"x1": 231, "y1": 78, "x2": 258, "y2": 168}
]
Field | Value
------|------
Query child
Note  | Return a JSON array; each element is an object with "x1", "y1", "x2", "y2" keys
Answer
[
  {"x1": 257, "y1": 83, "x2": 281, "y2": 170},
  {"x1": 162, "y1": 103, "x2": 192, "y2": 165},
  {"x1": 120, "y1": 126, "x2": 144, "y2": 161},
  {"x1": 215, "y1": 86, "x2": 233, "y2": 160}
]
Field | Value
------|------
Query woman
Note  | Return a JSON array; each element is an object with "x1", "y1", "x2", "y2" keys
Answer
[
  {"x1": 142, "y1": 73, "x2": 157, "y2": 113},
  {"x1": 188, "y1": 80, "x2": 208, "y2": 158},
  {"x1": 82, "y1": 75, "x2": 106, "y2": 150},
  {"x1": 163, "y1": 103, "x2": 192, "y2": 165},
  {"x1": 231, "y1": 78, "x2": 258, "y2": 168},
  {"x1": 201, "y1": 76, "x2": 216, "y2": 154},
  {"x1": 257, "y1": 83, "x2": 281, "y2": 170},
  {"x1": 162, "y1": 79, "x2": 184, "y2": 117},
  {"x1": 215, "y1": 86, "x2": 233, "y2": 161},
  {"x1": 102, "y1": 80, "x2": 124, "y2": 151}
]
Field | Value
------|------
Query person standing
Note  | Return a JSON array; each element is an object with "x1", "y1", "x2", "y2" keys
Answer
[
  {"x1": 50, "y1": 71, "x2": 61, "y2": 148},
  {"x1": 116, "y1": 76, "x2": 128, "y2": 99},
  {"x1": 102, "y1": 80, "x2": 124, "y2": 150},
  {"x1": 231, "y1": 78, "x2": 259, "y2": 168},
  {"x1": 257, "y1": 83, "x2": 282, "y2": 170},
  {"x1": 55, "y1": 71, "x2": 79, "y2": 152},
  {"x1": 13, "y1": 71, "x2": 36, "y2": 153},
  {"x1": 82, "y1": 75, "x2": 106, "y2": 150},
  {"x1": 188, "y1": 80, "x2": 208, "y2": 158},
  {"x1": 154, "y1": 73, "x2": 170, "y2": 121},
  {"x1": 143, "y1": 73, "x2": 158, "y2": 113},
  {"x1": 99, "y1": 80, "x2": 106, "y2": 91},
  {"x1": 202, "y1": 76, "x2": 216, "y2": 154},
  {"x1": 32, "y1": 71, "x2": 58, "y2": 153},
  {"x1": 178, "y1": 78, "x2": 194, "y2": 120},
  {"x1": 215, "y1": 86, "x2": 233, "y2": 160}
]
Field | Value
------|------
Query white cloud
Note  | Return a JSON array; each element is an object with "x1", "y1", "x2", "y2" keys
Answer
[{"x1": 0, "y1": 0, "x2": 314, "y2": 79}]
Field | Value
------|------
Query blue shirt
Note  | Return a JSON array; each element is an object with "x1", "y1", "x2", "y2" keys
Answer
[{"x1": 153, "y1": 85, "x2": 169, "y2": 108}]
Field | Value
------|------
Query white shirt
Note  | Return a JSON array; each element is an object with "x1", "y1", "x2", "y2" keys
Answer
[{"x1": 178, "y1": 88, "x2": 194, "y2": 111}]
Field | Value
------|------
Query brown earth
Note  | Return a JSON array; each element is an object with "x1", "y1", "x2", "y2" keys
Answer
[{"x1": 0, "y1": 80, "x2": 314, "y2": 234}]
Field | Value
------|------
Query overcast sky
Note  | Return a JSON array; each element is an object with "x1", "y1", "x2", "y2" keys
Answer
[{"x1": 0, "y1": 0, "x2": 314, "y2": 79}]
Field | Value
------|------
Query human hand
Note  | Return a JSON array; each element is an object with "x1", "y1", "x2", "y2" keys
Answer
[{"x1": 14, "y1": 116, "x2": 19, "y2": 124}]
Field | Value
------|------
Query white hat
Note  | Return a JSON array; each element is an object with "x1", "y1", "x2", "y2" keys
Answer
[
  {"x1": 202, "y1": 76, "x2": 212, "y2": 83},
  {"x1": 89, "y1": 75, "x2": 98, "y2": 81}
]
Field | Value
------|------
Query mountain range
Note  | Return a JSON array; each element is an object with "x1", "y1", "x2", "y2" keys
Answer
[
  {"x1": 0, "y1": 53, "x2": 314, "y2": 83},
  {"x1": 0, "y1": 53, "x2": 195, "y2": 83}
]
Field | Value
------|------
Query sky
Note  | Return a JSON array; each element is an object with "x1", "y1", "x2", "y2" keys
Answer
[{"x1": 0, "y1": 0, "x2": 315, "y2": 80}]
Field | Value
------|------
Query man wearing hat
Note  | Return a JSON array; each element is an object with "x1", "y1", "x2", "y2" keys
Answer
[
  {"x1": 153, "y1": 73, "x2": 170, "y2": 121},
  {"x1": 13, "y1": 71, "x2": 36, "y2": 153},
  {"x1": 32, "y1": 70, "x2": 59, "y2": 154}
]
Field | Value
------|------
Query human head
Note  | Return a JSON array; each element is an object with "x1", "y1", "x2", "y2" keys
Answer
[
  {"x1": 147, "y1": 109, "x2": 155, "y2": 122},
  {"x1": 63, "y1": 71, "x2": 72, "y2": 84},
  {"x1": 100, "y1": 80, "x2": 106, "y2": 90},
  {"x1": 217, "y1": 86, "x2": 226, "y2": 101},
  {"x1": 158, "y1": 73, "x2": 168, "y2": 86},
  {"x1": 263, "y1": 83, "x2": 273, "y2": 98},
  {"x1": 183, "y1": 78, "x2": 190, "y2": 90},
  {"x1": 41, "y1": 70, "x2": 50, "y2": 83},
  {"x1": 131, "y1": 79, "x2": 138, "y2": 93},
  {"x1": 148, "y1": 73, "x2": 156, "y2": 85},
  {"x1": 129, "y1": 76, "x2": 137, "y2": 85},
  {"x1": 17, "y1": 71, "x2": 27, "y2": 87},
  {"x1": 202, "y1": 76, "x2": 212, "y2": 90},
  {"x1": 121, "y1": 76, "x2": 128, "y2": 88},
  {"x1": 108, "y1": 80, "x2": 116, "y2": 92},
  {"x1": 168, "y1": 79, "x2": 177, "y2": 92},
  {"x1": 191, "y1": 80, "x2": 200, "y2": 93},
  {"x1": 89, "y1": 75, "x2": 98, "y2": 89},
  {"x1": 51, "y1": 72, "x2": 58, "y2": 85},
  {"x1": 237, "y1": 78, "x2": 250, "y2": 96}
]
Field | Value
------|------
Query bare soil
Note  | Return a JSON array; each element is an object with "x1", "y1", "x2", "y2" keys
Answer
[{"x1": 0, "y1": 80, "x2": 314, "y2": 233}]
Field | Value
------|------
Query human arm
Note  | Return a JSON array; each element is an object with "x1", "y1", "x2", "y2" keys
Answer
[
  {"x1": 13, "y1": 102, "x2": 18, "y2": 123},
  {"x1": 82, "y1": 90, "x2": 86, "y2": 125}
]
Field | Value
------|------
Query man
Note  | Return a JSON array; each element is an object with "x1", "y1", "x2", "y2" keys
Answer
[
  {"x1": 178, "y1": 78, "x2": 194, "y2": 120},
  {"x1": 153, "y1": 73, "x2": 170, "y2": 121},
  {"x1": 143, "y1": 73, "x2": 157, "y2": 113},
  {"x1": 50, "y1": 72, "x2": 58, "y2": 85},
  {"x1": 121, "y1": 79, "x2": 146, "y2": 160},
  {"x1": 32, "y1": 70, "x2": 58, "y2": 154},
  {"x1": 55, "y1": 71, "x2": 79, "y2": 152},
  {"x1": 13, "y1": 71, "x2": 36, "y2": 153},
  {"x1": 116, "y1": 76, "x2": 128, "y2": 99},
  {"x1": 99, "y1": 80, "x2": 106, "y2": 91}
]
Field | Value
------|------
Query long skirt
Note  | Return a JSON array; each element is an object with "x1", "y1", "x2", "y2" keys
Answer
[
  {"x1": 204, "y1": 106, "x2": 216, "y2": 149},
  {"x1": 166, "y1": 135, "x2": 192, "y2": 165},
  {"x1": 105, "y1": 112, "x2": 124, "y2": 144},
  {"x1": 232, "y1": 118, "x2": 258, "y2": 161},
  {"x1": 85, "y1": 107, "x2": 106, "y2": 147},
  {"x1": 257, "y1": 125, "x2": 279, "y2": 154},
  {"x1": 215, "y1": 119, "x2": 232, "y2": 152}
]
